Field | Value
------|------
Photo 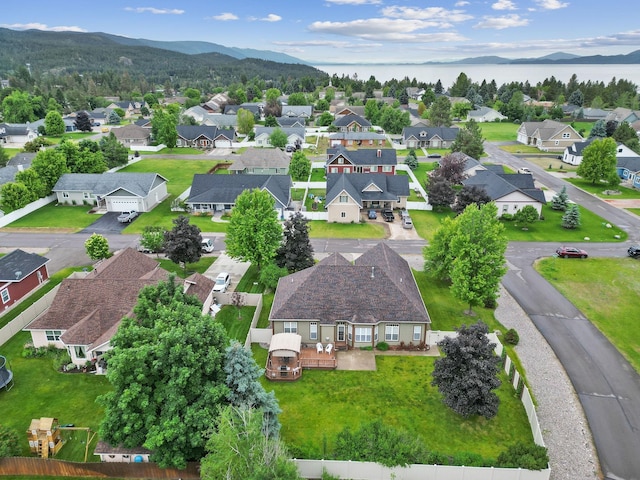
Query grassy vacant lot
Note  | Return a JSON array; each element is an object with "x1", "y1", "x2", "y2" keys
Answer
[
  {"x1": 536, "y1": 257, "x2": 640, "y2": 373},
  {"x1": 0, "y1": 332, "x2": 110, "y2": 461},
  {"x1": 254, "y1": 349, "x2": 532, "y2": 460},
  {"x1": 308, "y1": 220, "x2": 386, "y2": 239},
  {"x1": 477, "y1": 122, "x2": 519, "y2": 142},
  {"x1": 566, "y1": 178, "x2": 640, "y2": 199}
]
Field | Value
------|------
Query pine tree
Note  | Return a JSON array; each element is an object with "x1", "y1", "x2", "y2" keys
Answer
[
  {"x1": 561, "y1": 204, "x2": 581, "y2": 229},
  {"x1": 74, "y1": 111, "x2": 93, "y2": 132},
  {"x1": 551, "y1": 185, "x2": 569, "y2": 211},
  {"x1": 276, "y1": 212, "x2": 314, "y2": 273}
]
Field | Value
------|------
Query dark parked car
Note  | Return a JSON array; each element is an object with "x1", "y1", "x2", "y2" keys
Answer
[
  {"x1": 382, "y1": 208, "x2": 395, "y2": 222},
  {"x1": 628, "y1": 245, "x2": 640, "y2": 258},
  {"x1": 556, "y1": 246, "x2": 588, "y2": 258},
  {"x1": 367, "y1": 209, "x2": 377, "y2": 219}
]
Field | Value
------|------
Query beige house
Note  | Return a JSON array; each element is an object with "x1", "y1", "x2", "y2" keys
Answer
[
  {"x1": 516, "y1": 119, "x2": 582, "y2": 152},
  {"x1": 111, "y1": 124, "x2": 151, "y2": 147}
]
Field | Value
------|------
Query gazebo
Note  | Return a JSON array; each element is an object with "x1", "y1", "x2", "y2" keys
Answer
[{"x1": 266, "y1": 333, "x2": 302, "y2": 381}]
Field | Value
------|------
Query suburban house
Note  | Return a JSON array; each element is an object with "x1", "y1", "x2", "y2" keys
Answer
[
  {"x1": 269, "y1": 243, "x2": 431, "y2": 351},
  {"x1": 467, "y1": 106, "x2": 507, "y2": 123},
  {"x1": 462, "y1": 169, "x2": 546, "y2": 216},
  {"x1": 333, "y1": 114, "x2": 371, "y2": 132},
  {"x1": 436, "y1": 152, "x2": 486, "y2": 178},
  {"x1": 111, "y1": 124, "x2": 151, "y2": 148},
  {"x1": 281, "y1": 105, "x2": 312, "y2": 119},
  {"x1": 228, "y1": 148, "x2": 291, "y2": 175},
  {"x1": 401, "y1": 126, "x2": 459, "y2": 149},
  {"x1": 328, "y1": 131, "x2": 386, "y2": 148},
  {"x1": 105, "y1": 101, "x2": 148, "y2": 118},
  {"x1": 254, "y1": 127, "x2": 305, "y2": 148},
  {"x1": 333, "y1": 106, "x2": 365, "y2": 118},
  {"x1": 52, "y1": 172, "x2": 168, "y2": 212},
  {"x1": 617, "y1": 156, "x2": 640, "y2": 189},
  {"x1": 276, "y1": 117, "x2": 306, "y2": 128},
  {"x1": 562, "y1": 138, "x2": 640, "y2": 166},
  {"x1": 605, "y1": 107, "x2": 640, "y2": 125},
  {"x1": 0, "y1": 249, "x2": 49, "y2": 311},
  {"x1": 325, "y1": 173, "x2": 409, "y2": 223},
  {"x1": 326, "y1": 146, "x2": 398, "y2": 175},
  {"x1": 202, "y1": 114, "x2": 238, "y2": 130},
  {"x1": 0, "y1": 123, "x2": 38, "y2": 146},
  {"x1": 202, "y1": 93, "x2": 231, "y2": 113},
  {"x1": 224, "y1": 103, "x2": 263, "y2": 117},
  {"x1": 176, "y1": 125, "x2": 234, "y2": 149},
  {"x1": 7, "y1": 152, "x2": 36, "y2": 168},
  {"x1": 24, "y1": 248, "x2": 217, "y2": 366},
  {"x1": 186, "y1": 173, "x2": 291, "y2": 217},
  {"x1": 516, "y1": 119, "x2": 583, "y2": 152},
  {"x1": 406, "y1": 87, "x2": 426, "y2": 100}
]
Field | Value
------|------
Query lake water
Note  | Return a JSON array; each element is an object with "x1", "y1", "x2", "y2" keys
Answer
[{"x1": 314, "y1": 63, "x2": 640, "y2": 88}]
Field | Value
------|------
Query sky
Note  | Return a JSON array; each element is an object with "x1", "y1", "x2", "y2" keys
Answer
[{"x1": 2, "y1": 1, "x2": 640, "y2": 64}]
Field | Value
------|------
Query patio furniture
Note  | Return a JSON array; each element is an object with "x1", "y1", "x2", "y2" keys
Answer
[
  {"x1": 326, "y1": 343, "x2": 333, "y2": 355},
  {"x1": 316, "y1": 342, "x2": 323, "y2": 354}
]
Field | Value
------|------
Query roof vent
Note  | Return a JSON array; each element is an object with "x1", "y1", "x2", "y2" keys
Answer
[{"x1": 15, "y1": 271, "x2": 22, "y2": 279}]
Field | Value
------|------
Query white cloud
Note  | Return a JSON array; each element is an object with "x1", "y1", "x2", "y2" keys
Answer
[
  {"x1": 492, "y1": 0, "x2": 517, "y2": 10},
  {"x1": 534, "y1": 0, "x2": 569, "y2": 9},
  {"x1": 474, "y1": 14, "x2": 529, "y2": 29},
  {"x1": 273, "y1": 40, "x2": 382, "y2": 49},
  {"x1": 210, "y1": 12, "x2": 238, "y2": 21},
  {"x1": 261, "y1": 14, "x2": 282, "y2": 22},
  {"x1": 325, "y1": 0, "x2": 382, "y2": 4},
  {"x1": 381, "y1": 6, "x2": 473, "y2": 23},
  {"x1": 0, "y1": 22, "x2": 87, "y2": 32},
  {"x1": 310, "y1": 18, "x2": 453, "y2": 36},
  {"x1": 124, "y1": 7, "x2": 184, "y2": 15},
  {"x1": 455, "y1": 1, "x2": 470, "y2": 5}
]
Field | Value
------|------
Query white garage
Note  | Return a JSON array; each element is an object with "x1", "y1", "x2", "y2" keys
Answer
[{"x1": 107, "y1": 198, "x2": 142, "y2": 212}]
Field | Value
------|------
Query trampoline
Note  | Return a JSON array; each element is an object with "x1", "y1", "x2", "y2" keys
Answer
[{"x1": 0, "y1": 355, "x2": 14, "y2": 391}]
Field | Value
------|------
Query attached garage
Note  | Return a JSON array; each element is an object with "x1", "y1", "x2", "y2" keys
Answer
[{"x1": 107, "y1": 198, "x2": 142, "y2": 212}]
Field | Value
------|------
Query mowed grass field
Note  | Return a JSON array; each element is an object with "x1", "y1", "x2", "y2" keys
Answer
[{"x1": 536, "y1": 257, "x2": 640, "y2": 373}]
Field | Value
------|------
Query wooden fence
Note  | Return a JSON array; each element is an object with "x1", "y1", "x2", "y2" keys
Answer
[{"x1": 0, "y1": 457, "x2": 200, "y2": 478}]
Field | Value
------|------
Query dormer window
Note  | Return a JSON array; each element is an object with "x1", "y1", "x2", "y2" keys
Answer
[{"x1": 338, "y1": 158, "x2": 344, "y2": 164}]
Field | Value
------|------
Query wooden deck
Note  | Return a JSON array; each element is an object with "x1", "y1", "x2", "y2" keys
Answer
[{"x1": 265, "y1": 347, "x2": 337, "y2": 381}]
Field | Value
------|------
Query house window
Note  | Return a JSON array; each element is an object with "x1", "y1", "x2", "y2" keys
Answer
[
  {"x1": 413, "y1": 325, "x2": 421, "y2": 342},
  {"x1": 83, "y1": 192, "x2": 91, "y2": 199},
  {"x1": 337, "y1": 323, "x2": 346, "y2": 342},
  {"x1": 341, "y1": 212, "x2": 346, "y2": 218},
  {"x1": 382, "y1": 166, "x2": 392, "y2": 172},
  {"x1": 562, "y1": 133, "x2": 570, "y2": 138},
  {"x1": 339, "y1": 195, "x2": 348, "y2": 203},
  {"x1": 355, "y1": 327, "x2": 372, "y2": 342},
  {"x1": 348, "y1": 330, "x2": 352, "y2": 341},
  {"x1": 502, "y1": 205, "x2": 508, "y2": 214},
  {"x1": 0, "y1": 289, "x2": 9, "y2": 304},
  {"x1": 284, "y1": 322, "x2": 297, "y2": 334},
  {"x1": 330, "y1": 167, "x2": 338, "y2": 173},
  {"x1": 74, "y1": 346, "x2": 86, "y2": 359},
  {"x1": 310, "y1": 322, "x2": 318, "y2": 340},
  {"x1": 371, "y1": 166, "x2": 378, "y2": 172},
  {"x1": 344, "y1": 168, "x2": 351, "y2": 173},
  {"x1": 338, "y1": 158, "x2": 344, "y2": 164},
  {"x1": 45, "y1": 330, "x2": 62, "y2": 342},
  {"x1": 385, "y1": 324, "x2": 399, "y2": 342},
  {"x1": 62, "y1": 192, "x2": 69, "y2": 198}
]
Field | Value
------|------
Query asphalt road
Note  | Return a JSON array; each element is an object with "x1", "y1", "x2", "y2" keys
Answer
[{"x1": 2, "y1": 144, "x2": 640, "y2": 478}]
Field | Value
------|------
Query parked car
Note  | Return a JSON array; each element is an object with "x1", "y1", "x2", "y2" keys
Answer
[
  {"x1": 367, "y1": 209, "x2": 377, "y2": 219},
  {"x1": 382, "y1": 208, "x2": 395, "y2": 222},
  {"x1": 518, "y1": 167, "x2": 532, "y2": 175},
  {"x1": 427, "y1": 153, "x2": 441, "y2": 158},
  {"x1": 213, "y1": 272, "x2": 231, "y2": 293},
  {"x1": 628, "y1": 245, "x2": 640, "y2": 258},
  {"x1": 556, "y1": 246, "x2": 588, "y2": 258},
  {"x1": 402, "y1": 216, "x2": 413, "y2": 229},
  {"x1": 201, "y1": 238, "x2": 215, "y2": 253},
  {"x1": 117, "y1": 211, "x2": 138, "y2": 223}
]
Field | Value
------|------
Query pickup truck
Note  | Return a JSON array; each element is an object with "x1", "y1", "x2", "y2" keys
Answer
[
  {"x1": 382, "y1": 208, "x2": 395, "y2": 222},
  {"x1": 117, "y1": 211, "x2": 138, "y2": 223}
]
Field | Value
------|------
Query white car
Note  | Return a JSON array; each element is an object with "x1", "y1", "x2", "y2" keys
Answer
[
  {"x1": 213, "y1": 272, "x2": 231, "y2": 293},
  {"x1": 518, "y1": 167, "x2": 532, "y2": 175},
  {"x1": 201, "y1": 238, "x2": 215, "y2": 253}
]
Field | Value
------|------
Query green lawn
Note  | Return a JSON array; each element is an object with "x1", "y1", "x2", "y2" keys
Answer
[
  {"x1": 2, "y1": 204, "x2": 98, "y2": 232},
  {"x1": 215, "y1": 305, "x2": 256, "y2": 342},
  {"x1": 477, "y1": 122, "x2": 519, "y2": 142},
  {"x1": 499, "y1": 144, "x2": 542, "y2": 154},
  {"x1": 310, "y1": 168, "x2": 326, "y2": 182},
  {"x1": 410, "y1": 209, "x2": 455, "y2": 242},
  {"x1": 254, "y1": 348, "x2": 532, "y2": 460},
  {"x1": 4, "y1": 148, "x2": 22, "y2": 158},
  {"x1": 291, "y1": 188, "x2": 305, "y2": 202},
  {"x1": 235, "y1": 264, "x2": 264, "y2": 293},
  {"x1": 303, "y1": 189, "x2": 326, "y2": 211},
  {"x1": 0, "y1": 332, "x2": 111, "y2": 461},
  {"x1": 566, "y1": 178, "x2": 640, "y2": 199},
  {"x1": 308, "y1": 220, "x2": 386, "y2": 239},
  {"x1": 157, "y1": 256, "x2": 216, "y2": 278},
  {"x1": 536, "y1": 257, "x2": 640, "y2": 373},
  {"x1": 629, "y1": 208, "x2": 640, "y2": 216}
]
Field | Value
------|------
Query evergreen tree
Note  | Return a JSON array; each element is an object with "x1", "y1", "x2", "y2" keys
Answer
[
  {"x1": 44, "y1": 110, "x2": 65, "y2": 136},
  {"x1": 276, "y1": 212, "x2": 314, "y2": 273},
  {"x1": 561, "y1": 204, "x2": 581, "y2": 229},
  {"x1": 567, "y1": 89, "x2": 584, "y2": 107},
  {"x1": 404, "y1": 149, "x2": 418, "y2": 170},
  {"x1": 589, "y1": 119, "x2": 607, "y2": 138},
  {"x1": 450, "y1": 119, "x2": 485, "y2": 159},
  {"x1": 432, "y1": 321, "x2": 501, "y2": 419},
  {"x1": 164, "y1": 215, "x2": 203, "y2": 274},
  {"x1": 108, "y1": 111, "x2": 121, "y2": 125},
  {"x1": 428, "y1": 96, "x2": 452, "y2": 127},
  {"x1": 74, "y1": 110, "x2": 93, "y2": 132},
  {"x1": 551, "y1": 185, "x2": 569, "y2": 211}
]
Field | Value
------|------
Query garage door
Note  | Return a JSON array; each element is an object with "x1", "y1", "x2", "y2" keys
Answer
[
  {"x1": 109, "y1": 199, "x2": 141, "y2": 212},
  {"x1": 215, "y1": 139, "x2": 232, "y2": 148}
]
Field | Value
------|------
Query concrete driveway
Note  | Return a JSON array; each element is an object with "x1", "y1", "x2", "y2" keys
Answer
[
  {"x1": 203, "y1": 251, "x2": 251, "y2": 292},
  {"x1": 79, "y1": 212, "x2": 134, "y2": 234}
]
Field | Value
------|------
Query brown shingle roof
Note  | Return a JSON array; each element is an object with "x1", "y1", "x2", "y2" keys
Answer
[
  {"x1": 271, "y1": 243, "x2": 430, "y2": 325},
  {"x1": 184, "y1": 272, "x2": 214, "y2": 305}
]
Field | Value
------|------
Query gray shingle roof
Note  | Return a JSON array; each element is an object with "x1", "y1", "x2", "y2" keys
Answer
[
  {"x1": 402, "y1": 126, "x2": 459, "y2": 141},
  {"x1": 328, "y1": 132, "x2": 386, "y2": 141},
  {"x1": 0, "y1": 249, "x2": 49, "y2": 282},
  {"x1": 52, "y1": 173, "x2": 167, "y2": 197},
  {"x1": 7, "y1": 152, "x2": 36, "y2": 167},
  {"x1": 333, "y1": 114, "x2": 371, "y2": 128},
  {"x1": 327, "y1": 146, "x2": 397, "y2": 167},
  {"x1": 270, "y1": 243, "x2": 430, "y2": 325},
  {"x1": 228, "y1": 148, "x2": 291, "y2": 172},
  {"x1": 617, "y1": 156, "x2": 640, "y2": 173},
  {"x1": 254, "y1": 127, "x2": 305, "y2": 139},
  {"x1": 463, "y1": 170, "x2": 546, "y2": 204},
  {"x1": 326, "y1": 173, "x2": 409, "y2": 207},
  {"x1": 187, "y1": 174, "x2": 291, "y2": 208}
]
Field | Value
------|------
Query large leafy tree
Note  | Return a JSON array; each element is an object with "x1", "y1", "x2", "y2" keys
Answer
[
  {"x1": 427, "y1": 178, "x2": 456, "y2": 211},
  {"x1": 84, "y1": 233, "x2": 110, "y2": 260},
  {"x1": 31, "y1": 149, "x2": 69, "y2": 194},
  {"x1": 0, "y1": 182, "x2": 33, "y2": 211},
  {"x1": 74, "y1": 110, "x2": 93, "y2": 132},
  {"x1": 432, "y1": 153, "x2": 467, "y2": 185},
  {"x1": 236, "y1": 108, "x2": 255, "y2": 136},
  {"x1": 378, "y1": 105, "x2": 410, "y2": 134},
  {"x1": 14, "y1": 168, "x2": 46, "y2": 199},
  {"x1": 201, "y1": 407, "x2": 300, "y2": 480},
  {"x1": 1, "y1": 89, "x2": 35, "y2": 123},
  {"x1": 276, "y1": 212, "x2": 314, "y2": 273},
  {"x1": 577, "y1": 137, "x2": 618, "y2": 185},
  {"x1": 454, "y1": 184, "x2": 491, "y2": 213},
  {"x1": 44, "y1": 110, "x2": 65, "y2": 136},
  {"x1": 431, "y1": 321, "x2": 501, "y2": 419},
  {"x1": 99, "y1": 277, "x2": 229, "y2": 469},
  {"x1": 164, "y1": 215, "x2": 202, "y2": 273},
  {"x1": 99, "y1": 133, "x2": 129, "y2": 169},
  {"x1": 613, "y1": 121, "x2": 640, "y2": 154},
  {"x1": 288, "y1": 151, "x2": 311, "y2": 181},
  {"x1": 428, "y1": 96, "x2": 452, "y2": 127},
  {"x1": 139, "y1": 225, "x2": 166, "y2": 256},
  {"x1": 151, "y1": 108, "x2": 178, "y2": 148},
  {"x1": 226, "y1": 189, "x2": 282, "y2": 271},
  {"x1": 450, "y1": 119, "x2": 485, "y2": 159},
  {"x1": 269, "y1": 128, "x2": 288, "y2": 149}
]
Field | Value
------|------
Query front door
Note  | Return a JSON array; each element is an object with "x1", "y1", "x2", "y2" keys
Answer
[{"x1": 336, "y1": 323, "x2": 346, "y2": 347}]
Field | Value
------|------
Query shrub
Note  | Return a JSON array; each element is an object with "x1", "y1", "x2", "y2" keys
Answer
[
  {"x1": 501, "y1": 213, "x2": 514, "y2": 221},
  {"x1": 376, "y1": 341, "x2": 389, "y2": 351},
  {"x1": 0, "y1": 424, "x2": 21, "y2": 458},
  {"x1": 496, "y1": 442, "x2": 549, "y2": 470},
  {"x1": 504, "y1": 328, "x2": 520, "y2": 346}
]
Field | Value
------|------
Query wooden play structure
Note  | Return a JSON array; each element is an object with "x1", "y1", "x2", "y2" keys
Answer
[{"x1": 27, "y1": 418, "x2": 64, "y2": 458}]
